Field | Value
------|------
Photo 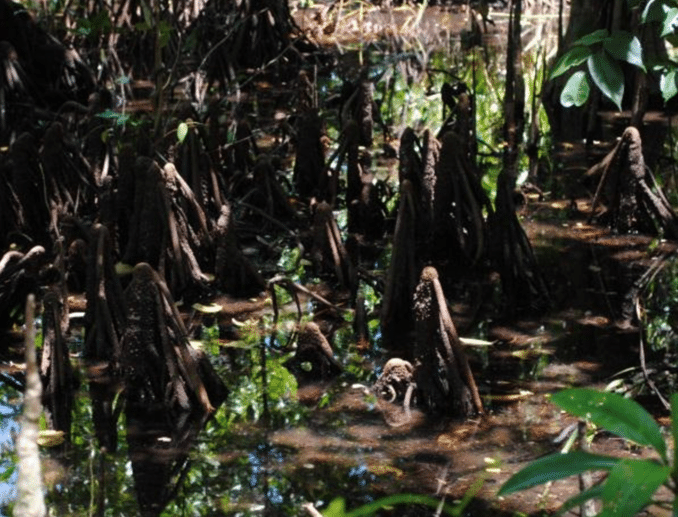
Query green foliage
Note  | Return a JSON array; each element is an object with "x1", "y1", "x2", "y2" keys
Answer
[
  {"x1": 560, "y1": 70, "x2": 591, "y2": 107},
  {"x1": 548, "y1": 0, "x2": 678, "y2": 111},
  {"x1": 323, "y1": 494, "x2": 461, "y2": 517},
  {"x1": 224, "y1": 320, "x2": 306, "y2": 428},
  {"x1": 200, "y1": 323, "x2": 221, "y2": 356},
  {"x1": 499, "y1": 388, "x2": 677, "y2": 515},
  {"x1": 551, "y1": 26, "x2": 646, "y2": 110}
]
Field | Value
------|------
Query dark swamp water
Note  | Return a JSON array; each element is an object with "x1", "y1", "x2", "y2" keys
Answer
[{"x1": 3, "y1": 1, "x2": 678, "y2": 516}]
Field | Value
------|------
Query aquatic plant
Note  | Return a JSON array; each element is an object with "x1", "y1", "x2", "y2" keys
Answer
[{"x1": 499, "y1": 387, "x2": 678, "y2": 515}]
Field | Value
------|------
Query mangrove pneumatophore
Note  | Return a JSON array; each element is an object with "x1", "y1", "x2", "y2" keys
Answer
[
  {"x1": 214, "y1": 202, "x2": 266, "y2": 297},
  {"x1": 412, "y1": 266, "x2": 483, "y2": 417},
  {"x1": 588, "y1": 126, "x2": 678, "y2": 239},
  {"x1": 120, "y1": 263, "x2": 227, "y2": 414},
  {"x1": 121, "y1": 158, "x2": 210, "y2": 298},
  {"x1": 40, "y1": 287, "x2": 75, "y2": 442},
  {"x1": 286, "y1": 321, "x2": 342, "y2": 385}
]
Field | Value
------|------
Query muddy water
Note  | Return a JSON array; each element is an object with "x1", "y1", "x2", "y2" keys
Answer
[{"x1": 1, "y1": 3, "x2": 675, "y2": 517}]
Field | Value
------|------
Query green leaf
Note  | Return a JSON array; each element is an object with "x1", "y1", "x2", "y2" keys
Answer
[
  {"x1": 574, "y1": 28, "x2": 610, "y2": 46},
  {"x1": 587, "y1": 51, "x2": 624, "y2": 110},
  {"x1": 660, "y1": 69, "x2": 678, "y2": 103},
  {"x1": 498, "y1": 450, "x2": 619, "y2": 496},
  {"x1": 603, "y1": 31, "x2": 645, "y2": 71},
  {"x1": 555, "y1": 484, "x2": 604, "y2": 516},
  {"x1": 560, "y1": 70, "x2": 590, "y2": 107},
  {"x1": 551, "y1": 389, "x2": 667, "y2": 462},
  {"x1": 642, "y1": 0, "x2": 664, "y2": 23},
  {"x1": 599, "y1": 459, "x2": 670, "y2": 516},
  {"x1": 550, "y1": 46, "x2": 592, "y2": 79},
  {"x1": 177, "y1": 121, "x2": 189, "y2": 143},
  {"x1": 661, "y1": 7, "x2": 678, "y2": 36},
  {"x1": 670, "y1": 393, "x2": 678, "y2": 468},
  {"x1": 323, "y1": 497, "x2": 347, "y2": 517}
]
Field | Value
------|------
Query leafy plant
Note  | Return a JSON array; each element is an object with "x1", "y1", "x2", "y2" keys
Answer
[
  {"x1": 550, "y1": 0, "x2": 678, "y2": 109},
  {"x1": 552, "y1": 28, "x2": 645, "y2": 109},
  {"x1": 498, "y1": 388, "x2": 676, "y2": 515}
]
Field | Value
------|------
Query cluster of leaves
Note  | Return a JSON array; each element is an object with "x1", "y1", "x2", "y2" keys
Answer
[
  {"x1": 552, "y1": 0, "x2": 678, "y2": 109},
  {"x1": 499, "y1": 388, "x2": 678, "y2": 515},
  {"x1": 223, "y1": 319, "x2": 307, "y2": 429}
]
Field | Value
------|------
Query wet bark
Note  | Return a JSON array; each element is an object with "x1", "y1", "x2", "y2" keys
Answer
[
  {"x1": 412, "y1": 266, "x2": 483, "y2": 417},
  {"x1": 293, "y1": 109, "x2": 327, "y2": 200},
  {"x1": 122, "y1": 158, "x2": 209, "y2": 298},
  {"x1": 311, "y1": 201, "x2": 354, "y2": 290},
  {"x1": 188, "y1": 0, "x2": 308, "y2": 89},
  {"x1": 373, "y1": 358, "x2": 414, "y2": 403},
  {"x1": 40, "y1": 287, "x2": 74, "y2": 441},
  {"x1": 213, "y1": 202, "x2": 266, "y2": 297},
  {"x1": 346, "y1": 123, "x2": 385, "y2": 242},
  {"x1": 120, "y1": 263, "x2": 227, "y2": 414},
  {"x1": 0, "y1": 245, "x2": 45, "y2": 331},
  {"x1": 588, "y1": 126, "x2": 678, "y2": 238},
  {"x1": 381, "y1": 180, "x2": 418, "y2": 353},
  {"x1": 84, "y1": 224, "x2": 126, "y2": 362},
  {"x1": 286, "y1": 322, "x2": 342, "y2": 384},
  {"x1": 490, "y1": 0, "x2": 550, "y2": 314}
]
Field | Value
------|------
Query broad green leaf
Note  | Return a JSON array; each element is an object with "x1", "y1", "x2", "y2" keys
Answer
[
  {"x1": 574, "y1": 29, "x2": 610, "y2": 47},
  {"x1": 661, "y1": 7, "x2": 678, "y2": 36},
  {"x1": 587, "y1": 51, "x2": 624, "y2": 110},
  {"x1": 599, "y1": 459, "x2": 670, "y2": 516},
  {"x1": 603, "y1": 31, "x2": 645, "y2": 71},
  {"x1": 177, "y1": 121, "x2": 189, "y2": 143},
  {"x1": 560, "y1": 70, "x2": 590, "y2": 107},
  {"x1": 555, "y1": 484, "x2": 604, "y2": 516},
  {"x1": 323, "y1": 494, "x2": 460, "y2": 517},
  {"x1": 660, "y1": 69, "x2": 678, "y2": 103},
  {"x1": 498, "y1": 450, "x2": 619, "y2": 496},
  {"x1": 323, "y1": 497, "x2": 347, "y2": 517},
  {"x1": 191, "y1": 302, "x2": 222, "y2": 313},
  {"x1": 550, "y1": 46, "x2": 592, "y2": 79},
  {"x1": 551, "y1": 389, "x2": 667, "y2": 461},
  {"x1": 671, "y1": 393, "x2": 678, "y2": 468},
  {"x1": 642, "y1": 0, "x2": 667, "y2": 23}
]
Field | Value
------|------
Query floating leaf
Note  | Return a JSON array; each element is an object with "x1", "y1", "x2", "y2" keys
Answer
[
  {"x1": 191, "y1": 302, "x2": 222, "y2": 314},
  {"x1": 38, "y1": 430, "x2": 65, "y2": 447},
  {"x1": 550, "y1": 46, "x2": 592, "y2": 79},
  {"x1": 603, "y1": 31, "x2": 645, "y2": 71},
  {"x1": 498, "y1": 450, "x2": 619, "y2": 496},
  {"x1": 459, "y1": 337, "x2": 495, "y2": 347},
  {"x1": 177, "y1": 121, "x2": 189, "y2": 143},
  {"x1": 587, "y1": 51, "x2": 624, "y2": 110},
  {"x1": 560, "y1": 70, "x2": 590, "y2": 107},
  {"x1": 551, "y1": 389, "x2": 667, "y2": 462},
  {"x1": 600, "y1": 459, "x2": 670, "y2": 516}
]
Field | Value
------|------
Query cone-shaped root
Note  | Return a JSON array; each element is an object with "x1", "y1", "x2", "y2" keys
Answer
[
  {"x1": 413, "y1": 266, "x2": 483, "y2": 417},
  {"x1": 120, "y1": 263, "x2": 226, "y2": 414}
]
